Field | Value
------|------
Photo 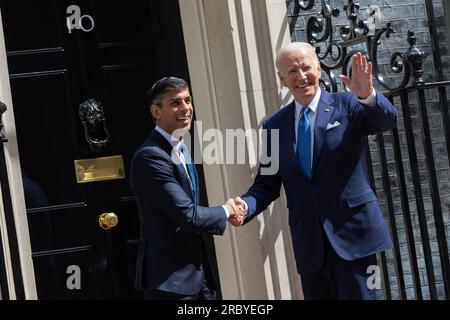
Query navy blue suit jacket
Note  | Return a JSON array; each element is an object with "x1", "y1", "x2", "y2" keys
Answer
[
  {"x1": 242, "y1": 89, "x2": 397, "y2": 274},
  {"x1": 130, "y1": 130, "x2": 227, "y2": 295}
]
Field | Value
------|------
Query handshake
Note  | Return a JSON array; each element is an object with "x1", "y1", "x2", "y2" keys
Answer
[{"x1": 225, "y1": 197, "x2": 247, "y2": 226}]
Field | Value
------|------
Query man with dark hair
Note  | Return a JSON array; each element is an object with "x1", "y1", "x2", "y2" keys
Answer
[{"x1": 130, "y1": 76, "x2": 245, "y2": 300}]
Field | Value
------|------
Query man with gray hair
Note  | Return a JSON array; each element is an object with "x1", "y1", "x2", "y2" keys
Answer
[{"x1": 231, "y1": 42, "x2": 397, "y2": 299}]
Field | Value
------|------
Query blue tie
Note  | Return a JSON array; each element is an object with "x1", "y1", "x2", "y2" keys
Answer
[
  {"x1": 181, "y1": 143, "x2": 198, "y2": 199},
  {"x1": 297, "y1": 107, "x2": 311, "y2": 178}
]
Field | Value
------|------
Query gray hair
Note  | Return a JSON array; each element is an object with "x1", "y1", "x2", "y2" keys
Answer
[{"x1": 275, "y1": 42, "x2": 319, "y2": 70}]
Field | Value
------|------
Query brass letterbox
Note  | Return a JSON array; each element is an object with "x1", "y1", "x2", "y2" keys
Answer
[{"x1": 74, "y1": 155, "x2": 125, "y2": 183}]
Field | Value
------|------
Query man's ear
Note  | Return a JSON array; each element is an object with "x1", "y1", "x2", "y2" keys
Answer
[
  {"x1": 150, "y1": 104, "x2": 160, "y2": 121},
  {"x1": 277, "y1": 71, "x2": 286, "y2": 87}
]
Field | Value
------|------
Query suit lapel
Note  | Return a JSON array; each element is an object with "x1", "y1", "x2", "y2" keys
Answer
[
  {"x1": 176, "y1": 162, "x2": 195, "y2": 202},
  {"x1": 151, "y1": 130, "x2": 195, "y2": 201},
  {"x1": 285, "y1": 101, "x2": 297, "y2": 159},
  {"x1": 192, "y1": 163, "x2": 199, "y2": 204},
  {"x1": 313, "y1": 91, "x2": 334, "y2": 174}
]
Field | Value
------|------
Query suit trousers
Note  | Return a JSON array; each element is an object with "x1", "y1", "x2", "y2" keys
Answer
[{"x1": 300, "y1": 228, "x2": 378, "y2": 300}]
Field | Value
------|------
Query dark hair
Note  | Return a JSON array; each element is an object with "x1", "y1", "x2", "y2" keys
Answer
[{"x1": 146, "y1": 76, "x2": 188, "y2": 107}]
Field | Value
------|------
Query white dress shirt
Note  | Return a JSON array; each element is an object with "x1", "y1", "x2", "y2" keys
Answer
[{"x1": 154, "y1": 126, "x2": 189, "y2": 175}]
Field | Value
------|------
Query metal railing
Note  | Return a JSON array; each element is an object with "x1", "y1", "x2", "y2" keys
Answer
[{"x1": 287, "y1": 0, "x2": 450, "y2": 299}]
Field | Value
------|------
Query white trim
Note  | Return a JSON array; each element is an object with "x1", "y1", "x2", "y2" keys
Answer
[
  {"x1": 179, "y1": 0, "x2": 303, "y2": 299},
  {"x1": 179, "y1": 0, "x2": 245, "y2": 299},
  {"x1": 0, "y1": 9, "x2": 37, "y2": 299}
]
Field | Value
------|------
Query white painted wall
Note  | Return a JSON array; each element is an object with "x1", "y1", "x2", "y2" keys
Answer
[
  {"x1": 0, "y1": 9, "x2": 37, "y2": 300},
  {"x1": 179, "y1": 0, "x2": 303, "y2": 299}
]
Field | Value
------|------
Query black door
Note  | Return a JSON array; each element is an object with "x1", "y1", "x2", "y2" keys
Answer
[{"x1": 0, "y1": 0, "x2": 195, "y2": 299}]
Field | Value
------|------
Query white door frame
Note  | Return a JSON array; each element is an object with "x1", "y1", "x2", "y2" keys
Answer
[{"x1": 0, "y1": 9, "x2": 37, "y2": 300}]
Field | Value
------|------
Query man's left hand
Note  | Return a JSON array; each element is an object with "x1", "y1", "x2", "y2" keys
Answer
[{"x1": 339, "y1": 52, "x2": 373, "y2": 99}]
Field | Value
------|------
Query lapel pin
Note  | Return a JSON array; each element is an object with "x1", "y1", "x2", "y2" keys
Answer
[{"x1": 325, "y1": 108, "x2": 330, "y2": 112}]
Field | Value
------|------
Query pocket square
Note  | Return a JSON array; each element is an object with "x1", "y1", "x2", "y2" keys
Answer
[{"x1": 326, "y1": 121, "x2": 341, "y2": 130}]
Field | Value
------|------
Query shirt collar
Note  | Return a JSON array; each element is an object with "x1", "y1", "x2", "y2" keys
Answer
[
  {"x1": 295, "y1": 87, "x2": 321, "y2": 119},
  {"x1": 155, "y1": 126, "x2": 183, "y2": 153}
]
